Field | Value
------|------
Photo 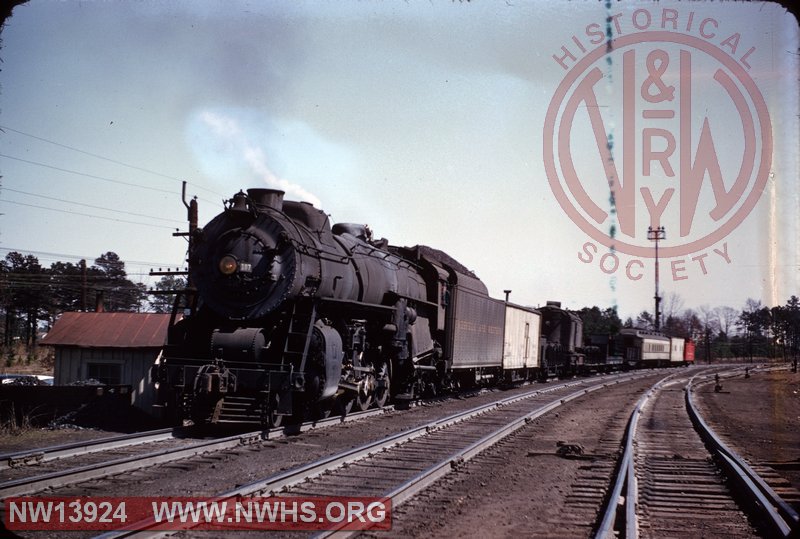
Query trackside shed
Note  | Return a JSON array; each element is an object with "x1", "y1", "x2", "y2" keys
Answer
[{"x1": 40, "y1": 312, "x2": 173, "y2": 412}]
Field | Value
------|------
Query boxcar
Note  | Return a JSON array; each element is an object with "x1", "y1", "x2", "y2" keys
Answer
[
  {"x1": 669, "y1": 337, "x2": 686, "y2": 364},
  {"x1": 502, "y1": 304, "x2": 541, "y2": 381},
  {"x1": 445, "y1": 269, "x2": 505, "y2": 375},
  {"x1": 684, "y1": 339, "x2": 696, "y2": 364}
]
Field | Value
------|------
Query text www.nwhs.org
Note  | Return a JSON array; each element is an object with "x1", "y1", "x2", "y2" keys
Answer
[{"x1": 4, "y1": 496, "x2": 392, "y2": 531}]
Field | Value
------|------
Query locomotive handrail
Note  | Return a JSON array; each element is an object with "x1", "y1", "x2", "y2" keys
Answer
[{"x1": 289, "y1": 237, "x2": 352, "y2": 263}]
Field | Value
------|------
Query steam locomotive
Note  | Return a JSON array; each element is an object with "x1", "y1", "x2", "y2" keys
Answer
[{"x1": 152, "y1": 188, "x2": 689, "y2": 427}]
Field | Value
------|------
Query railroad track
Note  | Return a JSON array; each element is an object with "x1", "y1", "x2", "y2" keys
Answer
[
  {"x1": 92, "y1": 372, "x2": 654, "y2": 538},
  {"x1": 0, "y1": 428, "x2": 177, "y2": 471},
  {"x1": 596, "y1": 367, "x2": 800, "y2": 538},
  {"x1": 0, "y1": 406, "x2": 392, "y2": 499}
]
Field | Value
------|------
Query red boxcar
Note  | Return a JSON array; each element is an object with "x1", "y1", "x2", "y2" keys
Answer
[{"x1": 684, "y1": 340, "x2": 696, "y2": 364}]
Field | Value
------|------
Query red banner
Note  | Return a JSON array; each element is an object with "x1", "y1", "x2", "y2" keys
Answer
[{"x1": 3, "y1": 496, "x2": 392, "y2": 531}]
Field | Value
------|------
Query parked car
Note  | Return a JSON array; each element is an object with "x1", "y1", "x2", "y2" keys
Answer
[{"x1": 0, "y1": 374, "x2": 53, "y2": 385}]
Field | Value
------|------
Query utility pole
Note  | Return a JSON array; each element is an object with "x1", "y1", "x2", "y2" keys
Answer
[
  {"x1": 647, "y1": 226, "x2": 666, "y2": 332},
  {"x1": 150, "y1": 181, "x2": 196, "y2": 322},
  {"x1": 80, "y1": 259, "x2": 87, "y2": 312}
]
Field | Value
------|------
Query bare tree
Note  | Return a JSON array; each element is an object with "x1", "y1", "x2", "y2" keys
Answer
[
  {"x1": 681, "y1": 308, "x2": 703, "y2": 341},
  {"x1": 662, "y1": 292, "x2": 685, "y2": 321},
  {"x1": 715, "y1": 306, "x2": 738, "y2": 337}
]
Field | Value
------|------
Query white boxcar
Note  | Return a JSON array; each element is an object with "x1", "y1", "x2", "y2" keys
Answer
[
  {"x1": 502, "y1": 304, "x2": 541, "y2": 371},
  {"x1": 670, "y1": 337, "x2": 685, "y2": 364}
]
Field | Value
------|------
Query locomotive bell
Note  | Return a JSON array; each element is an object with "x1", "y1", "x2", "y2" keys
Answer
[{"x1": 230, "y1": 191, "x2": 248, "y2": 211}]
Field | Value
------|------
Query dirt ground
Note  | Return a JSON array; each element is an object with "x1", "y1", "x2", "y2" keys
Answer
[
  {"x1": 693, "y1": 366, "x2": 800, "y2": 496},
  {"x1": 3, "y1": 367, "x2": 796, "y2": 539},
  {"x1": 380, "y1": 366, "x2": 800, "y2": 538},
  {"x1": 378, "y1": 373, "x2": 667, "y2": 539},
  {"x1": 0, "y1": 399, "x2": 166, "y2": 455}
]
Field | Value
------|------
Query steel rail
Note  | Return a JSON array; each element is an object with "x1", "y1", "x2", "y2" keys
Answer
[
  {"x1": 595, "y1": 366, "x2": 798, "y2": 539},
  {"x1": 219, "y1": 378, "x2": 623, "y2": 502},
  {"x1": 93, "y1": 375, "x2": 642, "y2": 539},
  {"x1": 0, "y1": 406, "x2": 392, "y2": 498},
  {"x1": 686, "y1": 376, "x2": 800, "y2": 538},
  {"x1": 0, "y1": 428, "x2": 176, "y2": 470},
  {"x1": 593, "y1": 371, "x2": 681, "y2": 539},
  {"x1": 314, "y1": 377, "x2": 626, "y2": 539}
]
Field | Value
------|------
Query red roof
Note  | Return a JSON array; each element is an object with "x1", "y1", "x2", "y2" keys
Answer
[{"x1": 40, "y1": 312, "x2": 176, "y2": 348}]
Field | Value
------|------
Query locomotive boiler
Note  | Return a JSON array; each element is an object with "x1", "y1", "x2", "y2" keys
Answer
[{"x1": 156, "y1": 189, "x2": 449, "y2": 426}]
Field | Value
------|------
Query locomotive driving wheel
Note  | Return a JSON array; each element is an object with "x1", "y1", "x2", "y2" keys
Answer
[
  {"x1": 373, "y1": 362, "x2": 390, "y2": 408},
  {"x1": 262, "y1": 393, "x2": 282, "y2": 429},
  {"x1": 355, "y1": 374, "x2": 374, "y2": 411}
]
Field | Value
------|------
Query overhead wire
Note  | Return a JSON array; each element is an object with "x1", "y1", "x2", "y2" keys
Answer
[
  {"x1": 2, "y1": 187, "x2": 185, "y2": 224},
  {"x1": 0, "y1": 154, "x2": 220, "y2": 207},
  {"x1": 0, "y1": 153, "x2": 177, "y2": 195},
  {"x1": 0, "y1": 124, "x2": 226, "y2": 200},
  {"x1": 0, "y1": 247, "x2": 185, "y2": 268},
  {"x1": 0, "y1": 199, "x2": 179, "y2": 230},
  {"x1": 0, "y1": 127, "x2": 210, "y2": 288}
]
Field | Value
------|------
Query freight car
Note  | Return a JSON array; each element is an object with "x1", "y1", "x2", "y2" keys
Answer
[
  {"x1": 153, "y1": 189, "x2": 542, "y2": 426},
  {"x1": 669, "y1": 337, "x2": 686, "y2": 365},
  {"x1": 582, "y1": 334, "x2": 625, "y2": 373},
  {"x1": 684, "y1": 339, "x2": 696, "y2": 364}
]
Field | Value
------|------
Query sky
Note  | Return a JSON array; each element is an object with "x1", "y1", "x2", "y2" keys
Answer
[{"x1": 0, "y1": 0, "x2": 798, "y2": 321}]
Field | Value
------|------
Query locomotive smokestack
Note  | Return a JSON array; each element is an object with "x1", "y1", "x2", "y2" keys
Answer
[{"x1": 247, "y1": 188, "x2": 284, "y2": 212}]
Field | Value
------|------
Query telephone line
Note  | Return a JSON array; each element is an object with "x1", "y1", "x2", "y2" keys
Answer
[
  {"x1": 0, "y1": 153, "x2": 176, "y2": 195},
  {"x1": 0, "y1": 247, "x2": 184, "y2": 267},
  {"x1": 2, "y1": 187, "x2": 185, "y2": 224},
  {"x1": 0, "y1": 124, "x2": 225, "y2": 199},
  {"x1": 0, "y1": 199, "x2": 178, "y2": 230}
]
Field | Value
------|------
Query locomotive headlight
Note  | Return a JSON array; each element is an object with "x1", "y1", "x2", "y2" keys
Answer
[{"x1": 219, "y1": 255, "x2": 238, "y2": 275}]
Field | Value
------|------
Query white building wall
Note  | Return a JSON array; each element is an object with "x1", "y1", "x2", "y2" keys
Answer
[{"x1": 53, "y1": 346, "x2": 159, "y2": 411}]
